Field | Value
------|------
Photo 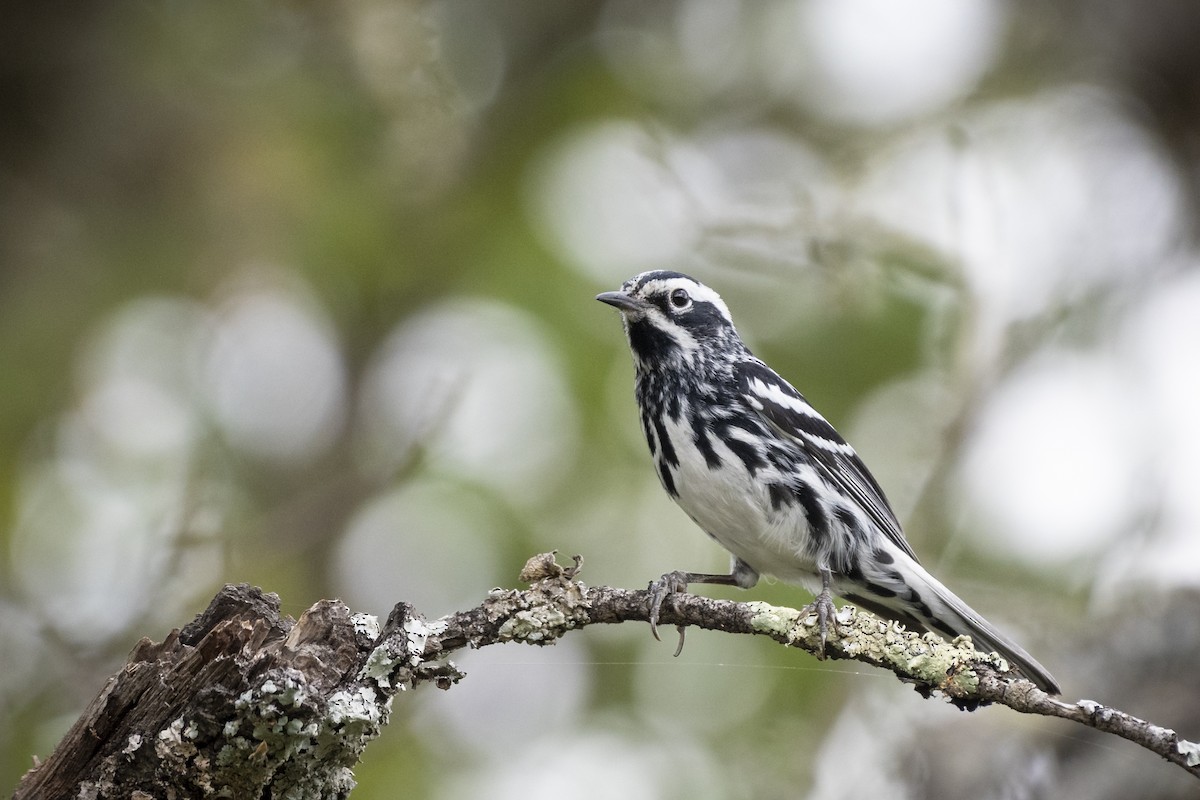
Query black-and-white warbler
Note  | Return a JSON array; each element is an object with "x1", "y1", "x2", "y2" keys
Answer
[{"x1": 597, "y1": 270, "x2": 1060, "y2": 694}]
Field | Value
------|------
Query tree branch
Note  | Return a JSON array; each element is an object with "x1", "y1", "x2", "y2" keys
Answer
[{"x1": 15, "y1": 553, "x2": 1200, "y2": 797}]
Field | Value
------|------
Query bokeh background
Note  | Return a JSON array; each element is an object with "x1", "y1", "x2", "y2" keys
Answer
[{"x1": 4, "y1": 1, "x2": 1200, "y2": 797}]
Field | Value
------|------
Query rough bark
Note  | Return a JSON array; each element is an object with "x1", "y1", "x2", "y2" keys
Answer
[{"x1": 14, "y1": 553, "x2": 1200, "y2": 798}]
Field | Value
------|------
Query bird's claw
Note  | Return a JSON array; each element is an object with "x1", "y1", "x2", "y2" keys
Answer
[
  {"x1": 647, "y1": 570, "x2": 691, "y2": 656},
  {"x1": 801, "y1": 586, "x2": 840, "y2": 659}
]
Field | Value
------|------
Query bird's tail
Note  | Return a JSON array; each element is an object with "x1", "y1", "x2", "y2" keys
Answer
[{"x1": 841, "y1": 549, "x2": 1061, "y2": 694}]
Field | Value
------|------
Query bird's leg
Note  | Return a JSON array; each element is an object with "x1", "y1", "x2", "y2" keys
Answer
[
  {"x1": 800, "y1": 566, "x2": 840, "y2": 659},
  {"x1": 647, "y1": 570, "x2": 743, "y2": 657}
]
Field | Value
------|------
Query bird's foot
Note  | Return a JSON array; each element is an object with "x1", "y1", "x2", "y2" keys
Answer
[
  {"x1": 647, "y1": 570, "x2": 691, "y2": 657},
  {"x1": 800, "y1": 585, "x2": 841, "y2": 659}
]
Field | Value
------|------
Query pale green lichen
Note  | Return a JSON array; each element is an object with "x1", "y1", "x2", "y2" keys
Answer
[
  {"x1": 158, "y1": 717, "x2": 185, "y2": 744},
  {"x1": 498, "y1": 607, "x2": 571, "y2": 643},
  {"x1": 406, "y1": 617, "x2": 446, "y2": 664},
  {"x1": 352, "y1": 612, "x2": 380, "y2": 639},
  {"x1": 287, "y1": 718, "x2": 317, "y2": 737},
  {"x1": 1176, "y1": 738, "x2": 1200, "y2": 767},
  {"x1": 360, "y1": 644, "x2": 404, "y2": 688},
  {"x1": 154, "y1": 717, "x2": 198, "y2": 764},
  {"x1": 358, "y1": 615, "x2": 446, "y2": 689},
  {"x1": 216, "y1": 741, "x2": 248, "y2": 767},
  {"x1": 747, "y1": 601, "x2": 800, "y2": 635},
  {"x1": 209, "y1": 669, "x2": 388, "y2": 796},
  {"x1": 218, "y1": 672, "x2": 336, "y2": 770},
  {"x1": 237, "y1": 673, "x2": 308, "y2": 711},
  {"x1": 750, "y1": 601, "x2": 985, "y2": 693},
  {"x1": 327, "y1": 686, "x2": 385, "y2": 731},
  {"x1": 494, "y1": 581, "x2": 589, "y2": 644}
]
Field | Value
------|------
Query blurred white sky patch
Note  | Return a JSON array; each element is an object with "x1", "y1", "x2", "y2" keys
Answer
[
  {"x1": 526, "y1": 121, "x2": 700, "y2": 284},
  {"x1": 858, "y1": 86, "x2": 1186, "y2": 360},
  {"x1": 766, "y1": 0, "x2": 1005, "y2": 125},
  {"x1": 679, "y1": 127, "x2": 836, "y2": 286},
  {"x1": 202, "y1": 274, "x2": 347, "y2": 465},
  {"x1": 847, "y1": 373, "x2": 957, "y2": 529},
  {"x1": 413, "y1": 634, "x2": 589, "y2": 756},
  {"x1": 959, "y1": 350, "x2": 1144, "y2": 564},
  {"x1": 81, "y1": 378, "x2": 194, "y2": 459},
  {"x1": 11, "y1": 298, "x2": 225, "y2": 646},
  {"x1": 435, "y1": 726, "x2": 722, "y2": 800},
  {"x1": 13, "y1": 461, "x2": 177, "y2": 646},
  {"x1": 630, "y1": 626, "x2": 774, "y2": 735},
  {"x1": 334, "y1": 478, "x2": 502, "y2": 616},
  {"x1": 807, "y1": 682, "x2": 1050, "y2": 800},
  {"x1": 12, "y1": 272, "x2": 350, "y2": 647},
  {"x1": 357, "y1": 298, "x2": 579, "y2": 506},
  {"x1": 76, "y1": 298, "x2": 214, "y2": 460},
  {"x1": 807, "y1": 686, "x2": 926, "y2": 800},
  {"x1": 1097, "y1": 269, "x2": 1200, "y2": 595},
  {"x1": 599, "y1": 0, "x2": 1004, "y2": 127},
  {"x1": 527, "y1": 120, "x2": 834, "y2": 288},
  {"x1": 0, "y1": 600, "x2": 43, "y2": 720}
]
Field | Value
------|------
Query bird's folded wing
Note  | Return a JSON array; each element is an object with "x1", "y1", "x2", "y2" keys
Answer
[{"x1": 736, "y1": 359, "x2": 919, "y2": 563}]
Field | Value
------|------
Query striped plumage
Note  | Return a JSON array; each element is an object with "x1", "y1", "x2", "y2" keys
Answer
[{"x1": 597, "y1": 270, "x2": 1060, "y2": 694}]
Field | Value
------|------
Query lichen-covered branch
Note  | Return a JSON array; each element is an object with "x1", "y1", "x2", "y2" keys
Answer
[
  {"x1": 15, "y1": 553, "x2": 1199, "y2": 797},
  {"x1": 463, "y1": 554, "x2": 1200, "y2": 778}
]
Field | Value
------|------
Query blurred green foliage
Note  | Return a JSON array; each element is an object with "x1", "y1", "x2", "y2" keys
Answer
[{"x1": 4, "y1": 2, "x2": 1200, "y2": 799}]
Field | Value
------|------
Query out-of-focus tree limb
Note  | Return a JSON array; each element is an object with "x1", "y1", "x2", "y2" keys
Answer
[{"x1": 14, "y1": 553, "x2": 1199, "y2": 798}]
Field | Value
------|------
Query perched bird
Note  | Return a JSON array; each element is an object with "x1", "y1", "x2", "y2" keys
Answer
[{"x1": 597, "y1": 270, "x2": 1060, "y2": 694}]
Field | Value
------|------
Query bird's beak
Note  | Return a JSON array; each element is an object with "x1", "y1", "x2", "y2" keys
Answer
[{"x1": 596, "y1": 290, "x2": 648, "y2": 313}]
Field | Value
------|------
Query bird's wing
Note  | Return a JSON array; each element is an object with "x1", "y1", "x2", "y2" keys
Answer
[{"x1": 736, "y1": 359, "x2": 919, "y2": 562}]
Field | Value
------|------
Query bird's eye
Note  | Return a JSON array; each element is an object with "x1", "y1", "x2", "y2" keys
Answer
[{"x1": 669, "y1": 288, "x2": 691, "y2": 309}]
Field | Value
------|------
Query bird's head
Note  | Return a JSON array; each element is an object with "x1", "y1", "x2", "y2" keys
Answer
[{"x1": 596, "y1": 271, "x2": 745, "y2": 369}]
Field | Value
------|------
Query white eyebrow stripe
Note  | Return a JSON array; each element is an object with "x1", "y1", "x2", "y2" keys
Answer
[{"x1": 632, "y1": 275, "x2": 734, "y2": 322}]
